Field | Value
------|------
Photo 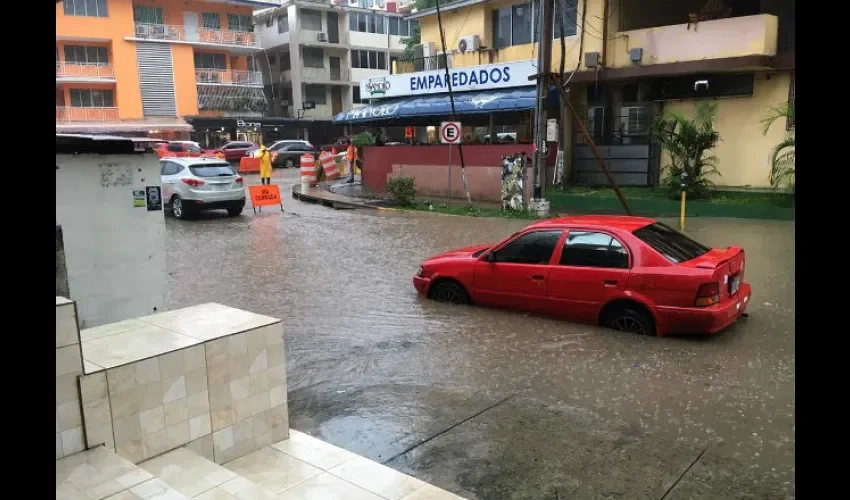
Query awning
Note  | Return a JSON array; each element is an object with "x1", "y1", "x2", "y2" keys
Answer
[
  {"x1": 333, "y1": 87, "x2": 537, "y2": 125},
  {"x1": 56, "y1": 121, "x2": 193, "y2": 134}
]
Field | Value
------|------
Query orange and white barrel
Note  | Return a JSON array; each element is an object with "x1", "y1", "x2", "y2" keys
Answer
[
  {"x1": 320, "y1": 151, "x2": 340, "y2": 180},
  {"x1": 300, "y1": 153, "x2": 317, "y2": 181}
]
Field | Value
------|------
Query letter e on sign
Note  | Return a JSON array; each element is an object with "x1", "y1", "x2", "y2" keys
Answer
[{"x1": 440, "y1": 122, "x2": 461, "y2": 144}]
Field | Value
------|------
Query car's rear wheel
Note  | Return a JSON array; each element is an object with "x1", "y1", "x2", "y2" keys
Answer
[
  {"x1": 430, "y1": 280, "x2": 470, "y2": 305},
  {"x1": 284, "y1": 158, "x2": 295, "y2": 169},
  {"x1": 171, "y1": 195, "x2": 192, "y2": 220},
  {"x1": 227, "y1": 206, "x2": 243, "y2": 217},
  {"x1": 604, "y1": 307, "x2": 655, "y2": 336}
]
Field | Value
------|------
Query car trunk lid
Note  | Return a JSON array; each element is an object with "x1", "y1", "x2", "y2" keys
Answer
[{"x1": 683, "y1": 246, "x2": 745, "y2": 301}]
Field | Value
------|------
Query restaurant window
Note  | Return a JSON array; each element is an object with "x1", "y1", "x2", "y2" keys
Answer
[
  {"x1": 194, "y1": 53, "x2": 226, "y2": 70},
  {"x1": 304, "y1": 85, "x2": 327, "y2": 105},
  {"x1": 277, "y1": 14, "x2": 289, "y2": 34},
  {"x1": 353, "y1": 86, "x2": 362, "y2": 104},
  {"x1": 303, "y1": 48, "x2": 324, "y2": 68},
  {"x1": 64, "y1": 46, "x2": 109, "y2": 65},
  {"x1": 64, "y1": 0, "x2": 108, "y2": 18},
  {"x1": 227, "y1": 14, "x2": 253, "y2": 32},
  {"x1": 301, "y1": 9, "x2": 322, "y2": 31},
  {"x1": 202, "y1": 12, "x2": 221, "y2": 30},
  {"x1": 70, "y1": 88, "x2": 115, "y2": 107},
  {"x1": 133, "y1": 5, "x2": 163, "y2": 24}
]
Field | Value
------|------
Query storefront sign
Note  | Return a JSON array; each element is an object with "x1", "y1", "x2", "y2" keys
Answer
[
  {"x1": 361, "y1": 60, "x2": 536, "y2": 99},
  {"x1": 339, "y1": 102, "x2": 401, "y2": 122},
  {"x1": 236, "y1": 119, "x2": 262, "y2": 129}
]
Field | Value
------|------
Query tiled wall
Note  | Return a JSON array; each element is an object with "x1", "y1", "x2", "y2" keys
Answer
[
  {"x1": 56, "y1": 298, "x2": 85, "y2": 459},
  {"x1": 77, "y1": 321, "x2": 288, "y2": 465}
]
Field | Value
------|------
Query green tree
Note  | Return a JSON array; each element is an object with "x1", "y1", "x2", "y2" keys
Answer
[
  {"x1": 653, "y1": 102, "x2": 722, "y2": 200},
  {"x1": 401, "y1": 0, "x2": 457, "y2": 60},
  {"x1": 760, "y1": 103, "x2": 795, "y2": 192}
]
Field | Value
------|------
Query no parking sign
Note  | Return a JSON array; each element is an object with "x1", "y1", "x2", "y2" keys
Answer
[{"x1": 440, "y1": 121, "x2": 461, "y2": 144}]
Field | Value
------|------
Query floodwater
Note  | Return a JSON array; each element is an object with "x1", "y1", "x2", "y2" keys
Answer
[{"x1": 166, "y1": 169, "x2": 794, "y2": 500}]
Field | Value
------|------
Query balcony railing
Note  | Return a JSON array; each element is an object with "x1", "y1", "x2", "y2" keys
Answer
[
  {"x1": 195, "y1": 69, "x2": 263, "y2": 86},
  {"x1": 302, "y1": 66, "x2": 350, "y2": 82},
  {"x1": 132, "y1": 23, "x2": 259, "y2": 48},
  {"x1": 56, "y1": 107, "x2": 119, "y2": 122},
  {"x1": 393, "y1": 55, "x2": 451, "y2": 75},
  {"x1": 56, "y1": 62, "x2": 115, "y2": 79}
]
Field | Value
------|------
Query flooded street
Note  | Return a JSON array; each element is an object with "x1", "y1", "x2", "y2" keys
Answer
[{"x1": 165, "y1": 169, "x2": 794, "y2": 500}]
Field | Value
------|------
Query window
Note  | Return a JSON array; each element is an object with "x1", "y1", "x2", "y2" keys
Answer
[
  {"x1": 357, "y1": 12, "x2": 367, "y2": 32},
  {"x1": 493, "y1": 7, "x2": 512, "y2": 49},
  {"x1": 560, "y1": 232, "x2": 629, "y2": 269},
  {"x1": 303, "y1": 47, "x2": 324, "y2": 68},
  {"x1": 304, "y1": 85, "x2": 327, "y2": 105},
  {"x1": 389, "y1": 17, "x2": 400, "y2": 36},
  {"x1": 353, "y1": 86, "x2": 362, "y2": 104},
  {"x1": 64, "y1": 0, "x2": 108, "y2": 17},
  {"x1": 268, "y1": 53, "x2": 277, "y2": 65},
  {"x1": 161, "y1": 161, "x2": 183, "y2": 176},
  {"x1": 277, "y1": 14, "x2": 288, "y2": 34},
  {"x1": 189, "y1": 164, "x2": 237, "y2": 177},
  {"x1": 351, "y1": 50, "x2": 385, "y2": 70},
  {"x1": 69, "y1": 89, "x2": 115, "y2": 107},
  {"x1": 511, "y1": 4, "x2": 531, "y2": 46},
  {"x1": 64, "y1": 46, "x2": 109, "y2": 65},
  {"x1": 265, "y1": 16, "x2": 273, "y2": 28},
  {"x1": 376, "y1": 15, "x2": 386, "y2": 34},
  {"x1": 202, "y1": 12, "x2": 221, "y2": 30},
  {"x1": 185, "y1": 144, "x2": 202, "y2": 153},
  {"x1": 194, "y1": 53, "x2": 226, "y2": 69},
  {"x1": 227, "y1": 14, "x2": 253, "y2": 32},
  {"x1": 377, "y1": 52, "x2": 386, "y2": 70},
  {"x1": 492, "y1": 231, "x2": 562, "y2": 264},
  {"x1": 301, "y1": 9, "x2": 322, "y2": 31},
  {"x1": 632, "y1": 222, "x2": 710, "y2": 264},
  {"x1": 167, "y1": 143, "x2": 183, "y2": 152},
  {"x1": 554, "y1": 0, "x2": 578, "y2": 39},
  {"x1": 133, "y1": 5, "x2": 163, "y2": 24},
  {"x1": 350, "y1": 12, "x2": 386, "y2": 33},
  {"x1": 285, "y1": 144, "x2": 312, "y2": 152}
]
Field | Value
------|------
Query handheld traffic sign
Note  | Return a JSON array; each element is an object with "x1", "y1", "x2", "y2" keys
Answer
[{"x1": 440, "y1": 121, "x2": 461, "y2": 144}]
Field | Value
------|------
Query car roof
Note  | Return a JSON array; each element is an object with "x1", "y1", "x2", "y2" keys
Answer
[
  {"x1": 159, "y1": 157, "x2": 231, "y2": 166},
  {"x1": 527, "y1": 215, "x2": 657, "y2": 232}
]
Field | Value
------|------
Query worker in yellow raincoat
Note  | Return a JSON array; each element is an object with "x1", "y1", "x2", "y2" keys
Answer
[{"x1": 258, "y1": 145, "x2": 273, "y2": 185}]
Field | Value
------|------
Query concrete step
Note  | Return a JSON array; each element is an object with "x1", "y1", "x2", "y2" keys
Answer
[{"x1": 56, "y1": 445, "x2": 189, "y2": 500}]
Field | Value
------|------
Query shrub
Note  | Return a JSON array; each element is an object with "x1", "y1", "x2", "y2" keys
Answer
[
  {"x1": 387, "y1": 176, "x2": 416, "y2": 206},
  {"x1": 761, "y1": 103, "x2": 795, "y2": 192}
]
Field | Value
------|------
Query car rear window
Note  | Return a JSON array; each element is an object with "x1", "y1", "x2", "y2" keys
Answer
[
  {"x1": 632, "y1": 222, "x2": 711, "y2": 264},
  {"x1": 188, "y1": 164, "x2": 236, "y2": 177}
]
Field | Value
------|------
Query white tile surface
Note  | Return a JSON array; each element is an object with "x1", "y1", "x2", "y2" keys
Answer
[
  {"x1": 399, "y1": 484, "x2": 468, "y2": 500},
  {"x1": 56, "y1": 446, "x2": 153, "y2": 500},
  {"x1": 57, "y1": 301, "x2": 80, "y2": 348},
  {"x1": 140, "y1": 447, "x2": 237, "y2": 498},
  {"x1": 278, "y1": 472, "x2": 384, "y2": 500},
  {"x1": 223, "y1": 447, "x2": 322, "y2": 494},
  {"x1": 329, "y1": 456, "x2": 427, "y2": 500},
  {"x1": 271, "y1": 430, "x2": 357, "y2": 471}
]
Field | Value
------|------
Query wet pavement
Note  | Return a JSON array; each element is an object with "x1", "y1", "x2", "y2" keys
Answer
[{"x1": 165, "y1": 168, "x2": 794, "y2": 500}]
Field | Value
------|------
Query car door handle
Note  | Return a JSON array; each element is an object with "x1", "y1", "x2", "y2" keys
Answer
[
  {"x1": 531, "y1": 275, "x2": 545, "y2": 281},
  {"x1": 603, "y1": 280, "x2": 618, "y2": 286}
]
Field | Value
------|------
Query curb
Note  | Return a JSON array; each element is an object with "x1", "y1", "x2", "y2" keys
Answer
[{"x1": 291, "y1": 184, "x2": 379, "y2": 211}]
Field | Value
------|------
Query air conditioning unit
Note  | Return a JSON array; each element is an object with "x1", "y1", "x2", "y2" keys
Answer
[
  {"x1": 619, "y1": 106, "x2": 648, "y2": 136},
  {"x1": 316, "y1": 32, "x2": 328, "y2": 42},
  {"x1": 135, "y1": 24, "x2": 150, "y2": 37},
  {"x1": 280, "y1": 100, "x2": 290, "y2": 107},
  {"x1": 457, "y1": 35, "x2": 481, "y2": 54}
]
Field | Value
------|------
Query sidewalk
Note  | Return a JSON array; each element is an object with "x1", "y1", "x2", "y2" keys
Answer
[{"x1": 292, "y1": 182, "x2": 384, "y2": 210}]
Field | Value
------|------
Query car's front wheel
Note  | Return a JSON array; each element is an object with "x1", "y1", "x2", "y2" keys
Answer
[
  {"x1": 284, "y1": 158, "x2": 295, "y2": 169},
  {"x1": 430, "y1": 280, "x2": 470, "y2": 305}
]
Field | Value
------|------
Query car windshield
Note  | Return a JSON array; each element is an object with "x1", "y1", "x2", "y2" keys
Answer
[
  {"x1": 189, "y1": 164, "x2": 236, "y2": 177},
  {"x1": 186, "y1": 144, "x2": 202, "y2": 153},
  {"x1": 632, "y1": 222, "x2": 711, "y2": 264}
]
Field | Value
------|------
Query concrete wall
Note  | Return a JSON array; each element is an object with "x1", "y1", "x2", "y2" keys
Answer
[
  {"x1": 56, "y1": 225, "x2": 70, "y2": 299},
  {"x1": 56, "y1": 152, "x2": 167, "y2": 329},
  {"x1": 56, "y1": 297, "x2": 85, "y2": 459}
]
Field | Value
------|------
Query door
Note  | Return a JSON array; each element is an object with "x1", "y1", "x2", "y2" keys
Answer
[
  {"x1": 331, "y1": 87, "x2": 343, "y2": 115},
  {"x1": 327, "y1": 12, "x2": 339, "y2": 43},
  {"x1": 473, "y1": 230, "x2": 564, "y2": 313},
  {"x1": 547, "y1": 230, "x2": 631, "y2": 324},
  {"x1": 184, "y1": 12, "x2": 199, "y2": 41},
  {"x1": 329, "y1": 56, "x2": 341, "y2": 81}
]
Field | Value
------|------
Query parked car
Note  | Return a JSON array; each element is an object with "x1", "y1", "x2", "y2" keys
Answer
[
  {"x1": 413, "y1": 216, "x2": 751, "y2": 336},
  {"x1": 154, "y1": 141, "x2": 206, "y2": 158},
  {"x1": 207, "y1": 141, "x2": 258, "y2": 161},
  {"x1": 249, "y1": 140, "x2": 315, "y2": 158},
  {"x1": 129, "y1": 137, "x2": 168, "y2": 152},
  {"x1": 160, "y1": 157, "x2": 245, "y2": 219},
  {"x1": 321, "y1": 137, "x2": 351, "y2": 153},
  {"x1": 269, "y1": 142, "x2": 319, "y2": 169}
]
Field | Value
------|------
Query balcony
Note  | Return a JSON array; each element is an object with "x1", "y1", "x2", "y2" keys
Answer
[
  {"x1": 392, "y1": 55, "x2": 451, "y2": 75},
  {"x1": 195, "y1": 70, "x2": 263, "y2": 87},
  {"x1": 56, "y1": 107, "x2": 119, "y2": 122},
  {"x1": 56, "y1": 62, "x2": 116, "y2": 83},
  {"x1": 129, "y1": 23, "x2": 260, "y2": 52},
  {"x1": 608, "y1": 14, "x2": 778, "y2": 68},
  {"x1": 301, "y1": 66, "x2": 351, "y2": 84}
]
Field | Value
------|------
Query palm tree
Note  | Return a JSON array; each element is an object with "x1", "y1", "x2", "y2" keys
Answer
[{"x1": 760, "y1": 103, "x2": 795, "y2": 191}]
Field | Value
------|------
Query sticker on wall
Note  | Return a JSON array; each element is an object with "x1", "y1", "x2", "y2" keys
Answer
[
  {"x1": 133, "y1": 190, "x2": 146, "y2": 208},
  {"x1": 146, "y1": 186, "x2": 162, "y2": 211}
]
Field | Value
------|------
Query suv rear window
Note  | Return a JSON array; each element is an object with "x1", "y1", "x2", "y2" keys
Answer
[
  {"x1": 189, "y1": 164, "x2": 236, "y2": 177},
  {"x1": 633, "y1": 222, "x2": 710, "y2": 264}
]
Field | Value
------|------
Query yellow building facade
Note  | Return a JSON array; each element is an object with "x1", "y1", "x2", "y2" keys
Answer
[
  {"x1": 406, "y1": 0, "x2": 795, "y2": 188},
  {"x1": 56, "y1": 0, "x2": 277, "y2": 139}
]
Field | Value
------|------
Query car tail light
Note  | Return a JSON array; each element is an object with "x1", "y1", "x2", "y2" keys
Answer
[
  {"x1": 695, "y1": 283, "x2": 720, "y2": 307},
  {"x1": 235, "y1": 176, "x2": 243, "y2": 184},
  {"x1": 182, "y1": 178, "x2": 205, "y2": 187}
]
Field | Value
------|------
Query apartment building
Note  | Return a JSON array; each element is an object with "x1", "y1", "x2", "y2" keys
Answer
[
  {"x1": 254, "y1": 0, "x2": 418, "y2": 140},
  {"x1": 56, "y1": 0, "x2": 279, "y2": 145},
  {"x1": 339, "y1": 0, "x2": 794, "y2": 188}
]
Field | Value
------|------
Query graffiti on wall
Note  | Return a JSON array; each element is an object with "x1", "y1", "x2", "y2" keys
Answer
[{"x1": 99, "y1": 164, "x2": 133, "y2": 188}]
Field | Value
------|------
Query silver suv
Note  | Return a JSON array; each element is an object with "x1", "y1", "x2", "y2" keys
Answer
[{"x1": 160, "y1": 157, "x2": 246, "y2": 219}]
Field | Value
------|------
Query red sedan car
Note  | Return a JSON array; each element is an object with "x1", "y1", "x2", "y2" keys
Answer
[
  {"x1": 208, "y1": 141, "x2": 258, "y2": 161},
  {"x1": 413, "y1": 216, "x2": 751, "y2": 336}
]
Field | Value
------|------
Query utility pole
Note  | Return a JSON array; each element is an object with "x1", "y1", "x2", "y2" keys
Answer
[{"x1": 530, "y1": 0, "x2": 554, "y2": 216}]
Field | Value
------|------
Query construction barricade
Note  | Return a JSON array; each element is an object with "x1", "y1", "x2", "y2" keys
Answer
[
  {"x1": 319, "y1": 151, "x2": 340, "y2": 180},
  {"x1": 300, "y1": 153, "x2": 317, "y2": 188},
  {"x1": 239, "y1": 156, "x2": 260, "y2": 173}
]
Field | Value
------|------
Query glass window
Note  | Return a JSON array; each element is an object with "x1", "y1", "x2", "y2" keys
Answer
[
  {"x1": 303, "y1": 47, "x2": 324, "y2": 68},
  {"x1": 357, "y1": 12, "x2": 367, "y2": 32},
  {"x1": 349, "y1": 12, "x2": 358, "y2": 31},
  {"x1": 492, "y1": 231, "x2": 562, "y2": 265},
  {"x1": 277, "y1": 15, "x2": 288, "y2": 34},
  {"x1": 186, "y1": 144, "x2": 202, "y2": 153},
  {"x1": 512, "y1": 3, "x2": 532, "y2": 46},
  {"x1": 632, "y1": 222, "x2": 710, "y2": 264},
  {"x1": 69, "y1": 89, "x2": 114, "y2": 107},
  {"x1": 555, "y1": 0, "x2": 578, "y2": 38},
  {"x1": 194, "y1": 53, "x2": 226, "y2": 69},
  {"x1": 227, "y1": 14, "x2": 252, "y2": 32},
  {"x1": 64, "y1": 0, "x2": 108, "y2": 17},
  {"x1": 389, "y1": 17, "x2": 400, "y2": 36},
  {"x1": 560, "y1": 231, "x2": 629, "y2": 269},
  {"x1": 133, "y1": 5, "x2": 163, "y2": 24},
  {"x1": 493, "y1": 7, "x2": 511, "y2": 49},
  {"x1": 304, "y1": 85, "x2": 327, "y2": 105},
  {"x1": 202, "y1": 12, "x2": 221, "y2": 30},
  {"x1": 353, "y1": 86, "x2": 362, "y2": 104},
  {"x1": 401, "y1": 20, "x2": 411, "y2": 37},
  {"x1": 64, "y1": 45, "x2": 108, "y2": 64},
  {"x1": 359, "y1": 50, "x2": 368, "y2": 69},
  {"x1": 188, "y1": 164, "x2": 237, "y2": 177},
  {"x1": 377, "y1": 52, "x2": 386, "y2": 70},
  {"x1": 376, "y1": 15, "x2": 386, "y2": 34},
  {"x1": 301, "y1": 9, "x2": 322, "y2": 31}
]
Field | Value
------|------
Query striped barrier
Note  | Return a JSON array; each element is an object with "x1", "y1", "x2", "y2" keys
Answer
[
  {"x1": 300, "y1": 153, "x2": 317, "y2": 186},
  {"x1": 319, "y1": 151, "x2": 340, "y2": 180}
]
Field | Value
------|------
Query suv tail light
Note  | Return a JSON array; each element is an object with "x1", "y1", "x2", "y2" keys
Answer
[
  {"x1": 182, "y1": 178, "x2": 205, "y2": 187},
  {"x1": 235, "y1": 176, "x2": 243, "y2": 184},
  {"x1": 695, "y1": 283, "x2": 720, "y2": 307}
]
